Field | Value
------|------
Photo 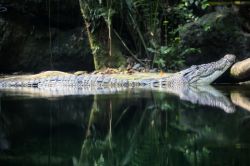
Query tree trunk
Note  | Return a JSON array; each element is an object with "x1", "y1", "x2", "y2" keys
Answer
[{"x1": 79, "y1": 0, "x2": 126, "y2": 70}]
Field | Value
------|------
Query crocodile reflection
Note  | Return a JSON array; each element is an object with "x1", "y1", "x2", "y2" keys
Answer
[
  {"x1": 0, "y1": 85, "x2": 235, "y2": 113},
  {"x1": 184, "y1": 86, "x2": 234, "y2": 113},
  {"x1": 0, "y1": 86, "x2": 249, "y2": 166},
  {"x1": 78, "y1": 89, "x2": 245, "y2": 166},
  {"x1": 152, "y1": 85, "x2": 235, "y2": 113}
]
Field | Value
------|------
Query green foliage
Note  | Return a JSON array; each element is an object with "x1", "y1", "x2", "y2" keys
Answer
[
  {"x1": 148, "y1": 44, "x2": 186, "y2": 70},
  {"x1": 80, "y1": 0, "x2": 116, "y2": 32},
  {"x1": 88, "y1": 8, "x2": 115, "y2": 32},
  {"x1": 79, "y1": 0, "x2": 210, "y2": 70},
  {"x1": 94, "y1": 154, "x2": 105, "y2": 166},
  {"x1": 148, "y1": 40, "x2": 201, "y2": 70},
  {"x1": 147, "y1": 0, "x2": 208, "y2": 69},
  {"x1": 125, "y1": 0, "x2": 209, "y2": 70},
  {"x1": 179, "y1": 0, "x2": 210, "y2": 14}
]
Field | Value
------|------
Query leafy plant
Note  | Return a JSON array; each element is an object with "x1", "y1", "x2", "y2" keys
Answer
[
  {"x1": 94, "y1": 154, "x2": 105, "y2": 166},
  {"x1": 79, "y1": 0, "x2": 209, "y2": 70}
]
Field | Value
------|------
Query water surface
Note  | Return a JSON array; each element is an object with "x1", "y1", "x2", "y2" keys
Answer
[{"x1": 0, "y1": 85, "x2": 250, "y2": 166}]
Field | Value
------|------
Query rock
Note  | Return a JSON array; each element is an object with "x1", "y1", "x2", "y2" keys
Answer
[
  {"x1": 149, "y1": 68, "x2": 158, "y2": 73},
  {"x1": 2, "y1": 0, "x2": 82, "y2": 28},
  {"x1": 230, "y1": 58, "x2": 250, "y2": 80},
  {"x1": 132, "y1": 63, "x2": 141, "y2": 70},
  {"x1": 180, "y1": 8, "x2": 250, "y2": 65},
  {"x1": 74, "y1": 71, "x2": 87, "y2": 76},
  {"x1": 138, "y1": 67, "x2": 145, "y2": 72},
  {"x1": 0, "y1": 0, "x2": 94, "y2": 73}
]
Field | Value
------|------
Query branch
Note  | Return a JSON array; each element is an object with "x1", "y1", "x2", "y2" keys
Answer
[{"x1": 113, "y1": 29, "x2": 147, "y2": 67}]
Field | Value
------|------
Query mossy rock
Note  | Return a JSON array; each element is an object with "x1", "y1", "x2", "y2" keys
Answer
[{"x1": 179, "y1": 8, "x2": 250, "y2": 65}]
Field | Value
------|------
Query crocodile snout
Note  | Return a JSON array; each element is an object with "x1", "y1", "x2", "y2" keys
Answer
[{"x1": 224, "y1": 54, "x2": 236, "y2": 64}]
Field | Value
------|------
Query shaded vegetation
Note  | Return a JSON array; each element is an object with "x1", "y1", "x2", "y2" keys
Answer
[
  {"x1": 78, "y1": 0, "x2": 211, "y2": 70},
  {"x1": 0, "y1": 0, "x2": 249, "y2": 72},
  {"x1": 78, "y1": 0, "x2": 250, "y2": 71}
]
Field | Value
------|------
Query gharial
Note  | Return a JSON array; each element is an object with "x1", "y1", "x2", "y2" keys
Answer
[{"x1": 0, "y1": 54, "x2": 236, "y2": 89}]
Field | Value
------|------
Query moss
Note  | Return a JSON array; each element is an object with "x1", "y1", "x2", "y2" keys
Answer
[
  {"x1": 179, "y1": 8, "x2": 250, "y2": 65},
  {"x1": 86, "y1": 26, "x2": 126, "y2": 70},
  {"x1": 80, "y1": 0, "x2": 126, "y2": 70}
]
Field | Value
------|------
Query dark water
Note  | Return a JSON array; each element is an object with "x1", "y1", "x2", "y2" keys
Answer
[{"x1": 0, "y1": 86, "x2": 250, "y2": 166}]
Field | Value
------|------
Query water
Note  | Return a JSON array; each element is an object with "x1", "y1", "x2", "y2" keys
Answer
[{"x1": 0, "y1": 85, "x2": 250, "y2": 166}]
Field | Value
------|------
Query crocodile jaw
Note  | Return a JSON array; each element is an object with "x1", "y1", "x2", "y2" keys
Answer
[
  {"x1": 195, "y1": 69, "x2": 227, "y2": 84},
  {"x1": 183, "y1": 54, "x2": 236, "y2": 85}
]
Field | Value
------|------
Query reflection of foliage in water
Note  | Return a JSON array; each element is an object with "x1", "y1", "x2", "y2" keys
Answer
[
  {"x1": 77, "y1": 92, "x2": 219, "y2": 166},
  {"x1": 1, "y1": 90, "x2": 250, "y2": 165},
  {"x1": 77, "y1": 90, "x2": 250, "y2": 166}
]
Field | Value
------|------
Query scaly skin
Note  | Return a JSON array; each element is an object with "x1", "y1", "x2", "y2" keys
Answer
[{"x1": 0, "y1": 54, "x2": 236, "y2": 88}]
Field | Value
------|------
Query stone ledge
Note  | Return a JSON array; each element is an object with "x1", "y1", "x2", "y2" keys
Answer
[{"x1": 230, "y1": 58, "x2": 250, "y2": 80}]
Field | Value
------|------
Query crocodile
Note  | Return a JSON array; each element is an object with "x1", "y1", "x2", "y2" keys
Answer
[{"x1": 0, "y1": 54, "x2": 236, "y2": 88}]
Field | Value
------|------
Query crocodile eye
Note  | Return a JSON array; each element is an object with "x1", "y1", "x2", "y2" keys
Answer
[{"x1": 183, "y1": 71, "x2": 192, "y2": 77}]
